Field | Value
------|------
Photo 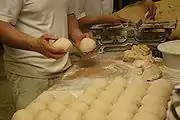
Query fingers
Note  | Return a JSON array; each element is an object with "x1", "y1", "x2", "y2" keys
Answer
[{"x1": 42, "y1": 34, "x2": 58, "y2": 40}]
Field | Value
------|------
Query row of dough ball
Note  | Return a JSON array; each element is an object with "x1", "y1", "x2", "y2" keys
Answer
[{"x1": 52, "y1": 38, "x2": 96, "y2": 53}]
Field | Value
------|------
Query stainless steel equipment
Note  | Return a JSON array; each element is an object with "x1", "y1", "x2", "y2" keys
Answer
[{"x1": 90, "y1": 20, "x2": 177, "y2": 56}]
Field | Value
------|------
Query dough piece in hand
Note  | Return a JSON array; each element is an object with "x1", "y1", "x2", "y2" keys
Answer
[
  {"x1": 98, "y1": 91, "x2": 118, "y2": 104},
  {"x1": 133, "y1": 111, "x2": 160, "y2": 120},
  {"x1": 60, "y1": 108, "x2": 81, "y2": 120},
  {"x1": 80, "y1": 38, "x2": 96, "y2": 53},
  {"x1": 84, "y1": 86, "x2": 103, "y2": 97},
  {"x1": 26, "y1": 102, "x2": 46, "y2": 115},
  {"x1": 91, "y1": 79, "x2": 108, "y2": 89},
  {"x1": 141, "y1": 94, "x2": 168, "y2": 109},
  {"x1": 70, "y1": 101, "x2": 89, "y2": 113},
  {"x1": 77, "y1": 92, "x2": 96, "y2": 105},
  {"x1": 55, "y1": 92, "x2": 76, "y2": 106},
  {"x1": 34, "y1": 109, "x2": 57, "y2": 120},
  {"x1": 142, "y1": 65, "x2": 162, "y2": 81},
  {"x1": 52, "y1": 38, "x2": 73, "y2": 52},
  {"x1": 106, "y1": 84, "x2": 125, "y2": 95},
  {"x1": 83, "y1": 108, "x2": 107, "y2": 120},
  {"x1": 110, "y1": 76, "x2": 128, "y2": 88},
  {"x1": 138, "y1": 103, "x2": 166, "y2": 120},
  {"x1": 91, "y1": 99, "x2": 112, "y2": 113},
  {"x1": 12, "y1": 109, "x2": 34, "y2": 120},
  {"x1": 108, "y1": 110, "x2": 134, "y2": 120},
  {"x1": 48, "y1": 100, "x2": 66, "y2": 115},
  {"x1": 35, "y1": 92, "x2": 54, "y2": 105}
]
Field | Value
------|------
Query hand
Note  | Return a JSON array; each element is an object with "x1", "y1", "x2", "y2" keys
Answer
[
  {"x1": 146, "y1": 3, "x2": 157, "y2": 20},
  {"x1": 99, "y1": 14, "x2": 131, "y2": 23},
  {"x1": 74, "y1": 33, "x2": 90, "y2": 47},
  {"x1": 34, "y1": 34, "x2": 66, "y2": 59}
]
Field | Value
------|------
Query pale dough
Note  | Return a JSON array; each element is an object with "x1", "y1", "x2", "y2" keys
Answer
[
  {"x1": 35, "y1": 92, "x2": 54, "y2": 105},
  {"x1": 133, "y1": 111, "x2": 160, "y2": 120},
  {"x1": 80, "y1": 38, "x2": 96, "y2": 52},
  {"x1": 98, "y1": 91, "x2": 118, "y2": 104},
  {"x1": 52, "y1": 38, "x2": 73, "y2": 52},
  {"x1": 91, "y1": 99, "x2": 112, "y2": 113},
  {"x1": 91, "y1": 79, "x2": 108, "y2": 89},
  {"x1": 110, "y1": 76, "x2": 128, "y2": 88},
  {"x1": 128, "y1": 79, "x2": 150, "y2": 89},
  {"x1": 108, "y1": 110, "x2": 134, "y2": 120},
  {"x1": 70, "y1": 101, "x2": 89, "y2": 113},
  {"x1": 55, "y1": 92, "x2": 76, "y2": 106},
  {"x1": 12, "y1": 109, "x2": 34, "y2": 120},
  {"x1": 83, "y1": 108, "x2": 107, "y2": 120},
  {"x1": 84, "y1": 86, "x2": 103, "y2": 97},
  {"x1": 138, "y1": 103, "x2": 166, "y2": 120},
  {"x1": 142, "y1": 65, "x2": 162, "y2": 81},
  {"x1": 48, "y1": 100, "x2": 66, "y2": 115},
  {"x1": 124, "y1": 86, "x2": 147, "y2": 98},
  {"x1": 34, "y1": 109, "x2": 57, "y2": 120},
  {"x1": 26, "y1": 102, "x2": 46, "y2": 115},
  {"x1": 60, "y1": 108, "x2": 81, "y2": 120},
  {"x1": 105, "y1": 84, "x2": 125, "y2": 95},
  {"x1": 77, "y1": 92, "x2": 96, "y2": 105}
]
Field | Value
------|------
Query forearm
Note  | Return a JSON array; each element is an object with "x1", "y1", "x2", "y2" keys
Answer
[{"x1": 0, "y1": 21, "x2": 37, "y2": 51}]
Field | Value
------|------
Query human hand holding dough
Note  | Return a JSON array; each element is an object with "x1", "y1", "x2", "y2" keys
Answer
[
  {"x1": 52, "y1": 38, "x2": 73, "y2": 52},
  {"x1": 79, "y1": 38, "x2": 96, "y2": 53}
]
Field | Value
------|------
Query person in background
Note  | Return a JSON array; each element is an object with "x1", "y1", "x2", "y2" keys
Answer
[
  {"x1": 73, "y1": 0, "x2": 157, "y2": 28},
  {"x1": 0, "y1": 0, "x2": 88, "y2": 110}
]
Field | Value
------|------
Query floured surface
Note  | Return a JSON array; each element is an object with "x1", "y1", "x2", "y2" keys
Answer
[{"x1": 114, "y1": 0, "x2": 180, "y2": 38}]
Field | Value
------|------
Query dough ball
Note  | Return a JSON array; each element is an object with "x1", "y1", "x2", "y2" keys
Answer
[
  {"x1": 36, "y1": 92, "x2": 54, "y2": 105},
  {"x1": 105, "y1": 84, "x2": 125, "y2": 95},
  {"x1": 141, "y1": 94, "x2": 168, "y2": 109},
  {"x1": 91, "y1": 79, "x2": 108, "y2": 89},
  {"x1": 70, "y1": 101, "x2": 89, "y2": 113},
  {"x1": 142, "y1": 65, "x2": 162, "y2": 81},
  {"x1": 124, "y1": 86, "x2": 147, "y2": 98},
  {"x1": 152, "y1": 79, "x2": 173, "y2": 92},
  {"x1": 52, "y1": 38, "x2": 73, "y2": 52},
  {"x1": 55, "y1": 92, "x2": 76, "y2": 106},
  {"x1": 79, "y1": 38, "x2": 96, "y2": 53},
  {"x1": 133, "y1": 111, "x2": 160, "y2": 120},
  {"x1": 91, "y1": 99, "x2": 112, "y2": 113},
  {"x1": 26, "y1": 102, "x2": 46, "y2": 115},
  {"x1": 98, "y1": 91, "x2": 118, "y2": 104},
  {"x1": 34, "y1": 109, "x2": 57, "y2": 120},
  {"x1": 77, "y1": 92, "x2": 96, "y2": 105},
  {"x1": 12, "y1": 109, "x2": 34, "y2": 120},
  {"x1": 128, "y1": 79, "x2": 150, "y2": 90},
  {"x1": 110, "y1": 76, "x2": 128, "y2": 88},
  {"x1": 48, "y1": 100, "x2": 66, "y2": 115},
  {"x1": 113, "y1": 100, "x2": 138, "y2": 114},
  {"x1": 60, "y1": 108, "x2": 81, "y2": 120},
  {"x1": 83, "y1": 108, "x2": 107, "y2": 120},
  {"x1": 138, "y1": 103, "x2": 166, "y2": 120},
  {"x1": 108, "y1": 110, "x2": 134, "y2": 120},
  {"x1": 85, "y1": 86, "x2": 103, "y2": 97}
]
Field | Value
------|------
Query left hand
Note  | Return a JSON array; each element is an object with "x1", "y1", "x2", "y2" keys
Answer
[{"x1": 146, "y1": 3, "x2": 157, "y2": 20}]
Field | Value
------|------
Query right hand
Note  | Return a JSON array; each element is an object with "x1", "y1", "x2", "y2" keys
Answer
[{"x1": 35, "y1": 34, "x2": 66, "y2": 59}]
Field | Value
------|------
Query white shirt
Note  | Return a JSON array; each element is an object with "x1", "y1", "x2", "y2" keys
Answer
[
  {"x1": 74, "y1": 0, "x2": 114, "y2": 19},
  {"x1": 0, "y1": 0, "x2": 73, "y2": 78}
]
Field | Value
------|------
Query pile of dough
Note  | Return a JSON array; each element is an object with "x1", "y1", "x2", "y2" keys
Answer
[
  {"x1": 12, "y1": 109, "x2": 34, "y2": 120},
  {"x1": 84, "y1": 86, "x2": 103, "y2": 97},
  {"x1": 77, "y1": 92, "x2": 96, "y2": 105},
  {"x1": 80, "y1": 38, "x2": 96, "y2": 53},
  {"x1": 60, "y1": 108, "x2": 81, "y2": 120},
  {"x1": 34, "y1": 109, "x2": 57, "y2": 120},
  {"x1": 52, "y1": 38, "x2": 73, "y2": 52},
  {"x1": 70, "y1": 101, "x2": 89, "y2": 113},
  {"x1": 26, "y1": 101, "x2": 46, "y2": 115},
  {"x1": 110, "y1": 76, "x2": 128, "y2": 89},
  {"x1": 55, "y1": 92, "x2": 76, "y2": 106},
  {"x1": 83, "y1": 108, "x2": 107, "y2": 120},
  {"x1": 91, "y1": 79, "x2": 108, "y2": 89},
  {"x1": 98, "y1": 91, "x2": 118, "y2": 104},
  {"x1": 133, "y1": 111, "x2": 160, "y2": 120},
  {"x1": 91, "y1": 99, "x2": 112, "y2": 113},
  {"x1": 35, "y1": 92, "x2": 54, "y2": 105},
  {"x1": 108, "y1": 110, "x2": 134, "y2": 120},
  {"x1": 131, "y1": 45, "x2": 150, "y2": 56},
  {"x1": 48, "y1": 100, "x2": 66, "y2": 115},
  {"x1": 105, "y1": 84, "x2": 125, "y2": 95},
  {"x1": 142, "y1": 64, "x2": 162, "y2": 81}
]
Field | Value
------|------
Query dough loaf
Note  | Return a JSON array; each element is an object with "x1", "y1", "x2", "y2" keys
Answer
[
  {"x1": 80, "y1": 38, "x2": 96, "y2": 52},
  {"x1": 12, "y1": 109, "x2": 34, "y2": 120},
  {"x1": 52, "y1": 38, "x2": 73, "y2": 52}
]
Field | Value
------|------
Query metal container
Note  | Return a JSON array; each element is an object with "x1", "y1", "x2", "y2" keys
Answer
[{"x1": 158, "y1": 40, "x2": 180, "y2": 70}]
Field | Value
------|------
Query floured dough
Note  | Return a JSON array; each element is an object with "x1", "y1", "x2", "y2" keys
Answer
[
  {"x1": 98, "y1": 91, "x2": 118, "y2": 104},
  {"x1": 108, "y1": 110, "x2": 134, "y2": 120},
  {"x1": 91, "y1": 79, "x2": 108, "y2": 89},
  {"x1": 83, "y1": 108, "x2": 107, "y2": 120},
  {"x1": 34, "y1": 109, "x2": 57, "y2": 120},
  {"x1": 84, "y1": 86, "x2": 103, "y2": 97},
  {"x1": 60, "y1": 108, "x2": 81, "y2": 120},
  {"x1": 91, "y1": 99, "x2": 112, "y2": 113},
  {"x1": 12, "y1": 109, "x2": 34, "y2": 120},
  {"x1": 133, "y1": 111, "x2": 160, "y2": 120},
  {"x1": 77, "y1": 92, "x2": 96, "y2": 105},
  {"x1": 55, "y1": 92, "x2": 76, "y2": 106},
  {"x1": 106, "y1": 84, "x2": 125, "y2": 95},
  {"x1": 48, "y1": 100, "x2": 66, "y2": 115},
  {"x1": 80, "y1": 38, "x2": 96, "y2": 52},
  {"x1": 52, "y1": 38, "x2": 73, "y2": 52},
  {"x1": 142, "y1": 65, "x2": 162, "y2": 81},
  {"x1": 70, "y1": 101, "x2": 89, "y2": 113},
  {"x1": 128, "y1": 79, "x2": 150, "y2": 90},
  {"x1": 26, "y1": 102, "x2": 46, "y2": 115},
  {"x1": 35, "y1": 92, "x2": 54, "y2": 105},
  {"x1": 110, "y1": 76, "x2": 128, "y2": 88}
]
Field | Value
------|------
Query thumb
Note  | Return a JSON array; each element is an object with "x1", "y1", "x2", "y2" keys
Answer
[{"x1": 42, "y1": 34, "x2": 58, "y2": 41}]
